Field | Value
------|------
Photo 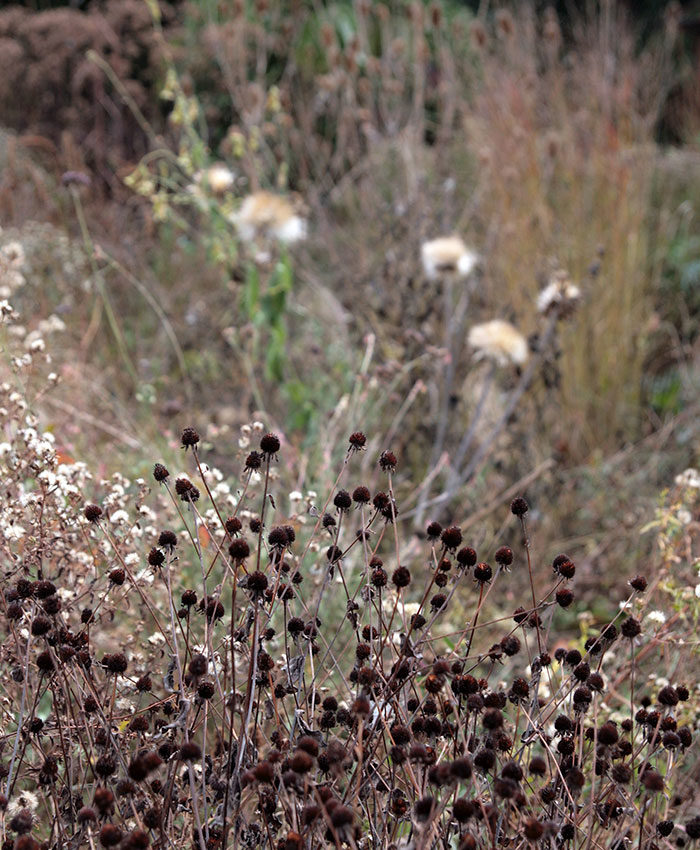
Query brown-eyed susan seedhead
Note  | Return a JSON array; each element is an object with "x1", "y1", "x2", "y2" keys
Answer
[
  {"x1": 352, "y1": 485, "x2": 371, "y2": 504},
  {"x1": 441, "y1": 525, "x2": 463, "y2": 550},
  {"x1": 157, "y1": 530, "x2": 177, "y2": 550},
  {"x1": 348, "y1": 431, "x2": 366, "y2": 451},
  {"x1": 103, "y1": 653, "x2": 128, "y2": 675},
  {"x1": 178, "y1": 741, "x2": 202, "y2": 761},
  {"x1": 621, "y1": 616, "x2": 642, "y2": 639},
  {"x1": 153, "y1": 463, "x2": 169, "y2": 482},
  {"x1": 630, "y1": 574, "x2": 648, "y2": 592},
  {"x1": 147, "y1": 547, "x2": 164, "y2": 567},
  {"x1": 245, "y1": 450, "x2": 263, "y2": 471},
  {"x1": 474, "y1": 563, "x2": 492, "y2": 583},
  {"x1": 180, "y1": 426, "x2": 200, "y2": 449},
  {"x1": 84, "y1": 504, "x2": 103, "y2": 522},
  {"x1": 333, "y1": 489, "x2": 352, "y2": 511},
  {"x1": 494, "y1": 546, "x2": 513, "y2": 567},
  {"x1": 378, "y1": 450, "x2": 397, "y2": 472},
  {"x1": 260, "y1": 432, "x2": 281, "y2": 455},
  {"x1": 174, "y1": 477, "x2": 199, "y2": 503},
  {"x1": 392, "y1": 565, "x2": 411, "y2": 588},
  {"x1": 228, "y1": 538, "x2": 250, "y2": 562},
  {"x1": 510, "y1": 496, "x2": 529, "y2": 517}
]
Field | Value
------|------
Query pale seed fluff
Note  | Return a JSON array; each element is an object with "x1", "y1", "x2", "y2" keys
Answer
[
  {"x1": 231, "y1": 191, "x2": 307, "y2": 244},
  {"x1": 421, "y1": 236, "x2": 478, "y2": 280},
  {"x1": 468, "y1": 319, "x2": 529, "y2": 366},
  {"x1": 201, "y1": 163, "x2": 235, "y2": 194},
  {"x1": 537, "y1": 269, "x2": 581, "y2": 315},
  {"x1": 675, "y1": 468, "x2": 700, "y2": 489}
]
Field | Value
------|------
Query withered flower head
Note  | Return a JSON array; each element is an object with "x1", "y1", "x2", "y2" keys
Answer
[
  {"x1": 260, "y1": 433, "x2": 281, "y2": 455},
  {"x1": 180, "y1": 427, "x2": 200, "y2": 449},
  {"x1": 378, "y1": 450, "x2": 397, "y2": 472},
  {"x1": 153, "y1": 463, "x2": 169, "y2": 482},
  {"x1": 348, "y1": 431, "x2": 366, "y2": 451},
  {"x1": 84, "y1": 504, "x2": 103, "y2": 522}
]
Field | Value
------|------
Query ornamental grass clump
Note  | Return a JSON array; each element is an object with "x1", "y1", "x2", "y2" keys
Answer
[{"x1": 0, "y1": 422, "x2": 698, "y2": 850}]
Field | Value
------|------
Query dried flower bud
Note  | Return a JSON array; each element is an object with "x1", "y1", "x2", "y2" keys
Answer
[
  {"x1": 153, "y1": 463, "x2": 169, "y2": 482},
  {"x1": 84, "y1": 504, "x2": 103, "y2": 522},
  {"x1": 180, "y1": 427, "x2": 200, "y2": 448},
  {"x1": 260, "y1": 433, "x2": 281, "y2": 455}
]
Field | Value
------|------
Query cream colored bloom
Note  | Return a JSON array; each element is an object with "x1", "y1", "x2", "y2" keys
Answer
[
  {"x1": 421, "y1": 236, "x2": 478, "y2": 280},
  {"x1": 468, "y1": 319, "x2": 528, "y2": 366},
  {"x1": 231, "y1": 191, "x2": 307, "y2": 244},
  {"x1": 199, "y1": 163, "x2": 235, "y2": 195},
  {"x1": 537, "y1": 270, "x2": 581, "y2": 315},
  {"x1": 675, "y1": 468, "x2": 700, "y2": 489}
]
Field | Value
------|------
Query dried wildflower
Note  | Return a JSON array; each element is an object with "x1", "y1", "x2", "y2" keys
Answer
[
  {"x1": 229, "y1": 538, "x2": 250, "y2": 562},
  {"x1": 153, "y1": 463, "x2": 169, "y2": 482},
  {"x1": 147, "y1": 547, "x2": 164, "y2": 567},
  {"x1": 84, "y1": 504, "x2": 103, "y2": 522},
  {"x1": 178, "y1": 741, "x2": 202, "y2": 761},
  {"x1": 556, "y1": 588, "x2": 574, "y2": 607},
  {"x1": 686, "y1": 817, "x2": 700, "y2": 840},
  {"x1": 247, "y1": 571, "x2": 269, "y2": 596},
  {"x1": 333, "y1": 489, "x2": 352, "y2": 511},
  {"x1": 352, "y1": 485, "x2": 371, "y2": 504},
  {"x1": 109, "y1": 568, "x2": 125, "y2": 585},
  {"x1": 348, "y1": 431, "x2": 366, "y2": 451},
  {"x1": 468, "y1": 319, "x2": 528, "y2": 366},
  {"x1": 175, "y1": 477, "x2": 200, "y2": 503},
  {"x1": 510, "y1": 497, "x2": 529, "y2": 517},
  {"x1": 260, "y1": 432, "x2": 281, "y2": 456},
  {"x1": 421, "y1": 236, "x2": 478, "y2": 280},
  {"x1": 494, "y1": 546, "x2": 513, "y2": 567},
  {"x1": 378, "y1": 450, "x2": 397, "y2": 472},
  {"x1": 630, "y1": 574, "x2": 647, "y2": 591},
  {"x1": 99, "y1": 824, "x2": 123, "y2": 847},
  {"x1": 441, "y1": 525, "x2": 463, "y2": 550},
  {"x1": 620, "y1": 616, "x2": 642, "y2": 639},
  {"x1": 474, "y1": 563, "x2": 492, "y2": 583},
  {"x1": 245, "y1": 450, "x2": 263, "y2": 471},
  {"x1": 392, "y1": 565, "x2": 411, "y2": 588},
  {"x1": 197, "y1": 162, "x2": 235, "y2": 194},
  {"x1": 103, "y1": 653, "x2": 128, "y2": 675},
  {"x1": 158, "y1": 529, "x2": 177, "y2": 551},
  {"x1": 232, "y1": 191, "x2": 307, "y2": 244},
  {"x1": 537, "y1": 270, "x2": 581, "y2": 316},
  {"x1": 180, "y1": 426, "x2": 200, "y2": 449}
]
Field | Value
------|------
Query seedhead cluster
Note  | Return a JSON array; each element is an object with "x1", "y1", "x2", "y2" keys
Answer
[{"x1": 0, "y1": 425, "x2": 698, "y2": 850}]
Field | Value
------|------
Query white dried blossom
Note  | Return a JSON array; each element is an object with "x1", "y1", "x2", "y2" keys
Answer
[
  {"x1": 2, "y1": 241, "x2": 25, "y2": 268},
  {"x1": 232, "y1": 192, "x2": 307, "y2": 244},
  {"x1": 4, "y1": 524, "x2": 26, "y2": 541},
  {"x1": 421, "y1": 236, "x2": 478, "y2": 280},
  {"x1": 537, "y1": 270, "x2": 581, "y2": 315},
  {"x1": 647, "y1": 610, "x2": 666, "y2": 625},
  {"x1": 675, "y1": 468, "x2": 700, "y2": 489},
  {"x1": 109, "y1": 509, "x2": 130, "y2": 525},
  {"x1": 7, "y1": 790, "x2": 39, "y2": 817},
  {"x1": 468, "y1": 319, "x2": 529, "y2": 366}
]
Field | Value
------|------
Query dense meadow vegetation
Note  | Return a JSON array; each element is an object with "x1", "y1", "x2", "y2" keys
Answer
[{"x1": 0, "y1": 1, "x2": 699, "y2": 849}]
